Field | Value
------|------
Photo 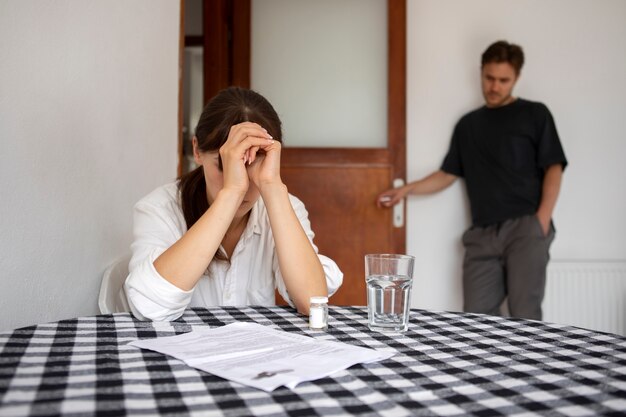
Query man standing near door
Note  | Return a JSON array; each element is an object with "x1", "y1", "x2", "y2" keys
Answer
[{"x1": 377, "y1": 40, "x2": 567, "y2": 320}]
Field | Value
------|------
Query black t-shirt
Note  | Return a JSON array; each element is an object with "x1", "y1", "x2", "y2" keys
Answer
[{"x1": 441, "y1": 98, "x2": 567, "y2": 226}]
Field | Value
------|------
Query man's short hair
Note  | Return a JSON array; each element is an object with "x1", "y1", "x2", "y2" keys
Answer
[{"x1": 481, "y1": 41, "x2": 524, "y2": 75}]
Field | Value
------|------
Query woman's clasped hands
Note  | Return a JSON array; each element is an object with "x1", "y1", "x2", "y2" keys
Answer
[{"x1": 219, "y1": 122, "x2": 282, "y2": 196}]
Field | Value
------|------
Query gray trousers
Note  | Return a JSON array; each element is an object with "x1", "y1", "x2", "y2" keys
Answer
[{"x1": 461, "y1": 215, "x2": 555, "y2": 320}]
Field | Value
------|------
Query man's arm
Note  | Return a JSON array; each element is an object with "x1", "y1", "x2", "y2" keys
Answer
[
  {"x1": 536, "y1": 164, "x2": 564, "y2": 235},
  {"x1": 377, "y1": 170, "x2": 457, "y2": 208}
]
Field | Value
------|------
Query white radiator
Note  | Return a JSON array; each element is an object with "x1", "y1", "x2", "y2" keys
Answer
[{"x1": 543, "y1": 261, "x2": 626, "y2": 336}]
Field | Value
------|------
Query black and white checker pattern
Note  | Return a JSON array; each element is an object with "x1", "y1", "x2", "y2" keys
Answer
[{"x1": 1, "y1": 306, "x2": 625, "y2": 416}]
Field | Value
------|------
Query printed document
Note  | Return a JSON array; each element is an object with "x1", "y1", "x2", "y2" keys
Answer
[{"x1": 129, "y1": 322, "x2": 394, "y2": 391}]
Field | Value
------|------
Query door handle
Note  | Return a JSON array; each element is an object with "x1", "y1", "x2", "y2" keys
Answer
[{"x1": 392, "y1": 178, "x2": 405, "y2": 228}]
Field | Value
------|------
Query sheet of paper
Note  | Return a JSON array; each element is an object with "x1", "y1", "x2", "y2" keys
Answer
[{"x1": 129, "y1": 322, "x2": 394, "y2": 391}]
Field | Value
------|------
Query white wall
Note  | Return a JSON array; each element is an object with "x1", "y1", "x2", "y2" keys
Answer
[
  {"x1": 407, "y1": 0, "x2": 626, "y2": 311},
  {"x1": 0, "y1": 1, "x2": 180, "y2": 331}
]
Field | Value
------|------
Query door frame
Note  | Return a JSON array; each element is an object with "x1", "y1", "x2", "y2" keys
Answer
[{"x1": 185, "y1": 0, "x2": 407, "y2": 255}]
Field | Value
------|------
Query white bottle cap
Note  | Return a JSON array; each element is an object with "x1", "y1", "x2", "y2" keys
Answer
[{"x1": 310, "y1": 296, "x2": 328, "y2": 304}]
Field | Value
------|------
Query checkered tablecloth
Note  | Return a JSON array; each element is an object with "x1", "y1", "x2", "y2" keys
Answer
[{"x1": 1, "y1": 306, "x2": 625, "y2": 416}]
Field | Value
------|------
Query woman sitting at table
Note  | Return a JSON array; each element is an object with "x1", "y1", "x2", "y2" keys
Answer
[{"x1": 124, "y1": 87, "x2": 343, "y2": 321}]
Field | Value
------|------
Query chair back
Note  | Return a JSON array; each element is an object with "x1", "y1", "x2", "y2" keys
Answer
[{"x1": 99, "y1": 254, "x2": 132, "y2": 314}]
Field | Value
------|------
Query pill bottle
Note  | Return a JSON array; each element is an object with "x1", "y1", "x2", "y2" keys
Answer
[{"x1": 309, "y1": 296, "x2": 329, "y2": 330}]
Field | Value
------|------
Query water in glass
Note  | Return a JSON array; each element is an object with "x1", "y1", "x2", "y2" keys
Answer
[{"x1": 367, "y1": 274, "x2": 412, "y2": 332}]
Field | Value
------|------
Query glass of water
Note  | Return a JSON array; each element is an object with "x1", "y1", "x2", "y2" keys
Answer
[{"x1": 365, "y1": 254, "x2": 415, "y2": 332}]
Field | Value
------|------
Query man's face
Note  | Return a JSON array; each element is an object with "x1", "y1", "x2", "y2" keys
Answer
[{"x1": 481, "y1": 62, "x2": 519, "y2": 108}]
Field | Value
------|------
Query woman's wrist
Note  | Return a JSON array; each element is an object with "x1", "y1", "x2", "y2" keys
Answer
[
  {"x1": 215, "y1": 187, "x2": 246, "y2": 206},
  {"x1": 259, "y1": 181, "x2": 287, "y2": 199}
]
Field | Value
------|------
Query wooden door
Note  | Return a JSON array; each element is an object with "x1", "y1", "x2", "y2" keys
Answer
[
  {"x1": 278, "y1": 2, "x2": 406, "y2": 305},
  {"x1": 189, "y1": 0, "x2": 406, "y2": 305},
  {"x1": 281, "y1": 147, "x2": 405, "y2": 306}
]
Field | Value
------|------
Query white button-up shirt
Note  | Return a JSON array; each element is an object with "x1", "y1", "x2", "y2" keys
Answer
[{"x1": 124, "y1": 183, "x2": 343, "y2": 321}]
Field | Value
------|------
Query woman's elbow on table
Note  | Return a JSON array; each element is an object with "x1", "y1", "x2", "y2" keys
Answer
[
  {"x1": 296, "y1": 256, "x2": 344, "y2": 315},
  {"x1": 322, "y1": 255, "x2": 344, "y2": 298},
  {"x1": 123, "y1": 255, "x2": 194, "y2": 321},
  {"x1": 123, "y1": 269, "x2": 190, "y2": 322},
  {"x1": 124, "y1": 284, "x2": 187, "y2": 322}
]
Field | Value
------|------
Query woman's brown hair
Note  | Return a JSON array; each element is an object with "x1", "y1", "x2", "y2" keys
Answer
[{"x1": 178, "y1": 87, "x2": 283, "y2": 260}]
